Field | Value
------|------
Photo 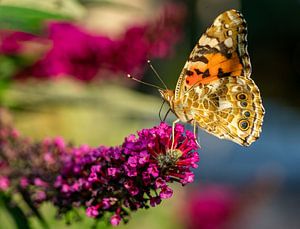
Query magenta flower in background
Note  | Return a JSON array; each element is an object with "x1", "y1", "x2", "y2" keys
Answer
[
  {"x1": 111, "y1": 26, "x2": 149, "y2": 74},
  {"x1": 184, "y1": 185, "x2": 237, "y2": 229},
  {"x1": 6, "y1": 3, "x2": 186, "y2": 82},
  {"x1": 0, "y1": 109, "x2": 199, "y2": 226},
  {"x1": 27, "y1": 22, "x2": 114, "y2": 81},
  {"x1": 0, "y1": 31, "x2": 36, "y2": 55},
  {"x1": 147, "y1": 3, "x2": 186, "y2": 58}
]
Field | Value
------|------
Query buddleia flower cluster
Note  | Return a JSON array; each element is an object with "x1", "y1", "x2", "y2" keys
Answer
[{"x1": 0, "y1": 110, "x2": 199, "y2": 226}]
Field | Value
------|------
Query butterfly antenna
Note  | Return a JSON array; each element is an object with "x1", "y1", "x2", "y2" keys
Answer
[
  {"x1": 127, "y1": 74, "x2": 163, "y2": 90},
  {"x1": 147, "y1": 60, "x2": 168, "y2": 89}
]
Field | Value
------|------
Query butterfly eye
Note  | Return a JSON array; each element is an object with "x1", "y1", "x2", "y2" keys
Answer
[
  {"x1": 236, "y1": 93, "x2": 247, "y2": 101},
  {"x1": 238, "y1": 119, "x2": 250, "y2": 130}
]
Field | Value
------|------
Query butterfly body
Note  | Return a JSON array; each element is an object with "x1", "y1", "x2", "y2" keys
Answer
[{"x1": 160, "y1": 9, "x2": 264, "y2": 146}]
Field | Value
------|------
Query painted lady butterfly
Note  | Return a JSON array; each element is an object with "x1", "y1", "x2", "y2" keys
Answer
[{"x1": 159, "y1": 9, "x2": 264, "y2": 146}]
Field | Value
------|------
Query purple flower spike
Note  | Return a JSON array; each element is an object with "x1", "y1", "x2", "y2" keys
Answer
[
  {"x1": 53, "y1": 122, "x2": 199, "y2": 224},
  {"x1": 0, "y1": 112, "x2": 199, "y2": 226}
]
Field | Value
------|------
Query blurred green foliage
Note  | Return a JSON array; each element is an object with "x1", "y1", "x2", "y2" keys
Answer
[
  {"x1": 0, "y1": 193, "x2": 31, "y2": 229},
  {"x1": 0, "y1": 6, "x2": 72, "y2": 34},
  {"x1": 2, "y1": 81, "x2": 165, "y2": 145}
]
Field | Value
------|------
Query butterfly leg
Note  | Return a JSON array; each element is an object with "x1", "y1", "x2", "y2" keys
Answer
[
  {"x1": 171, "y1": 119, "x2": 180, "y2": 150},
  {"x1": 193, "y1": 122, "x2": 201, "y2": 148}
]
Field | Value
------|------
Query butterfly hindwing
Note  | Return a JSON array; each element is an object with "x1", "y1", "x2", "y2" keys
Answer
[{"x1": 188, "y1": 76, "x2": 264, "y2": 146}]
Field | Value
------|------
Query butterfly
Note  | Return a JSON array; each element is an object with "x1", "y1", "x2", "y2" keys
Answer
[{"x1": 159, "y1": 9, "x2": 265, "y2": 146}]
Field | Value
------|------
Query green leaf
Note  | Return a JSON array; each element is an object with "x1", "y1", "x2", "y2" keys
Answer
[
  {"x1": 0, "y1": 5, "x2": 72, "y2": 34},
  {"x1": 0, "y1": 192, "x2": 31, "y2": 229}
]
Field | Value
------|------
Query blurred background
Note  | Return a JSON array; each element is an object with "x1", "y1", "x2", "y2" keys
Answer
[{"x1": 0, "y1": 0, "x2": 300, "y2": 228}]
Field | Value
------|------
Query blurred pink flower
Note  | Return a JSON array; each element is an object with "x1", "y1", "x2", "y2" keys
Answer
[
  {"x1": 0, "y1": 176, "x2": 10, "y2": 191},
  {"x1": 26, "y1": 22, "x2": 114, "y2": 81},
  {"x1": 20, "y1": 177, "x2": 29, "y2": 188},
  {"x1": 10, "y1": 3, "x2": 186, "y2": 82},
  {"x1": 0, "y1": 30, "x2": 49, "y2": 59},
  {"x1": 0, "y1": 31, "x2": 36, "y2": 55},
  {"x1": 44, "y1": 152, "x2": 55, "y2": 165},
  {"x1": 53, "y1": 136, "x2": 66, "y2": 149},
  {"x1": 34, "y1": 190, "x2": 47, "y2": 202},
  {"x1": 184, "y1": 185, "x2": 237, "y2": 229},
  {"x1": 34, "y1": 178, "x2": 48, "y2": 188},
  {"x1": 147, "y1": 3, "x2": 186, "y2": 58},
  {"x1": 111, "y1": 26, "x2": 149, "y2": 74}
]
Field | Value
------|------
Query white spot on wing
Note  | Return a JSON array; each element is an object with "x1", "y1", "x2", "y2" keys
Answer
[
  {"x1": 224, "y1": 37, "x2": 233, "y2": 47},
  {"x1": 227, "y1": 30, "x2": 233, "y2": 36},
  {"x1": 218, "y1": 99, "x2": 232, "y2": 110},
  {"x1": 213, "y1": 19, "x2": 222, "y2": 27},
  {"x1": 208, "y1": 38, "x2": 219, "y2": 47},
  {"x1": 199, "y1": 35, "x2": 219, "y2": 48},
  {"x1": 194, "y1": 87, "x2": 202, "y2": 94},
  {"x1": 231, "y1": 85, "x2": 242, "y2": 92},
  {"x1": 227, "y1": 11, "x2": 236, "y2": 20}
]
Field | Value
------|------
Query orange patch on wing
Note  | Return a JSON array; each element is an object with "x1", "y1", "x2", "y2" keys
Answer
[
  {"x1": 208, "y1": 53, "x2": 242, "y2": 76},
  {"x1": 185, "y1": 52, "x2": 243, "y2": 86}
]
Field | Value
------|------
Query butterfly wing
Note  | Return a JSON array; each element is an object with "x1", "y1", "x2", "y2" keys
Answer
[{"x1": 174, "y1": 9, "x2": 264, "y2": 146}]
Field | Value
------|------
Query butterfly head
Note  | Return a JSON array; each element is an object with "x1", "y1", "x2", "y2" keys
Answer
[{"x1": 159, "y1": 89, "x2": 175, "y2": 105}]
